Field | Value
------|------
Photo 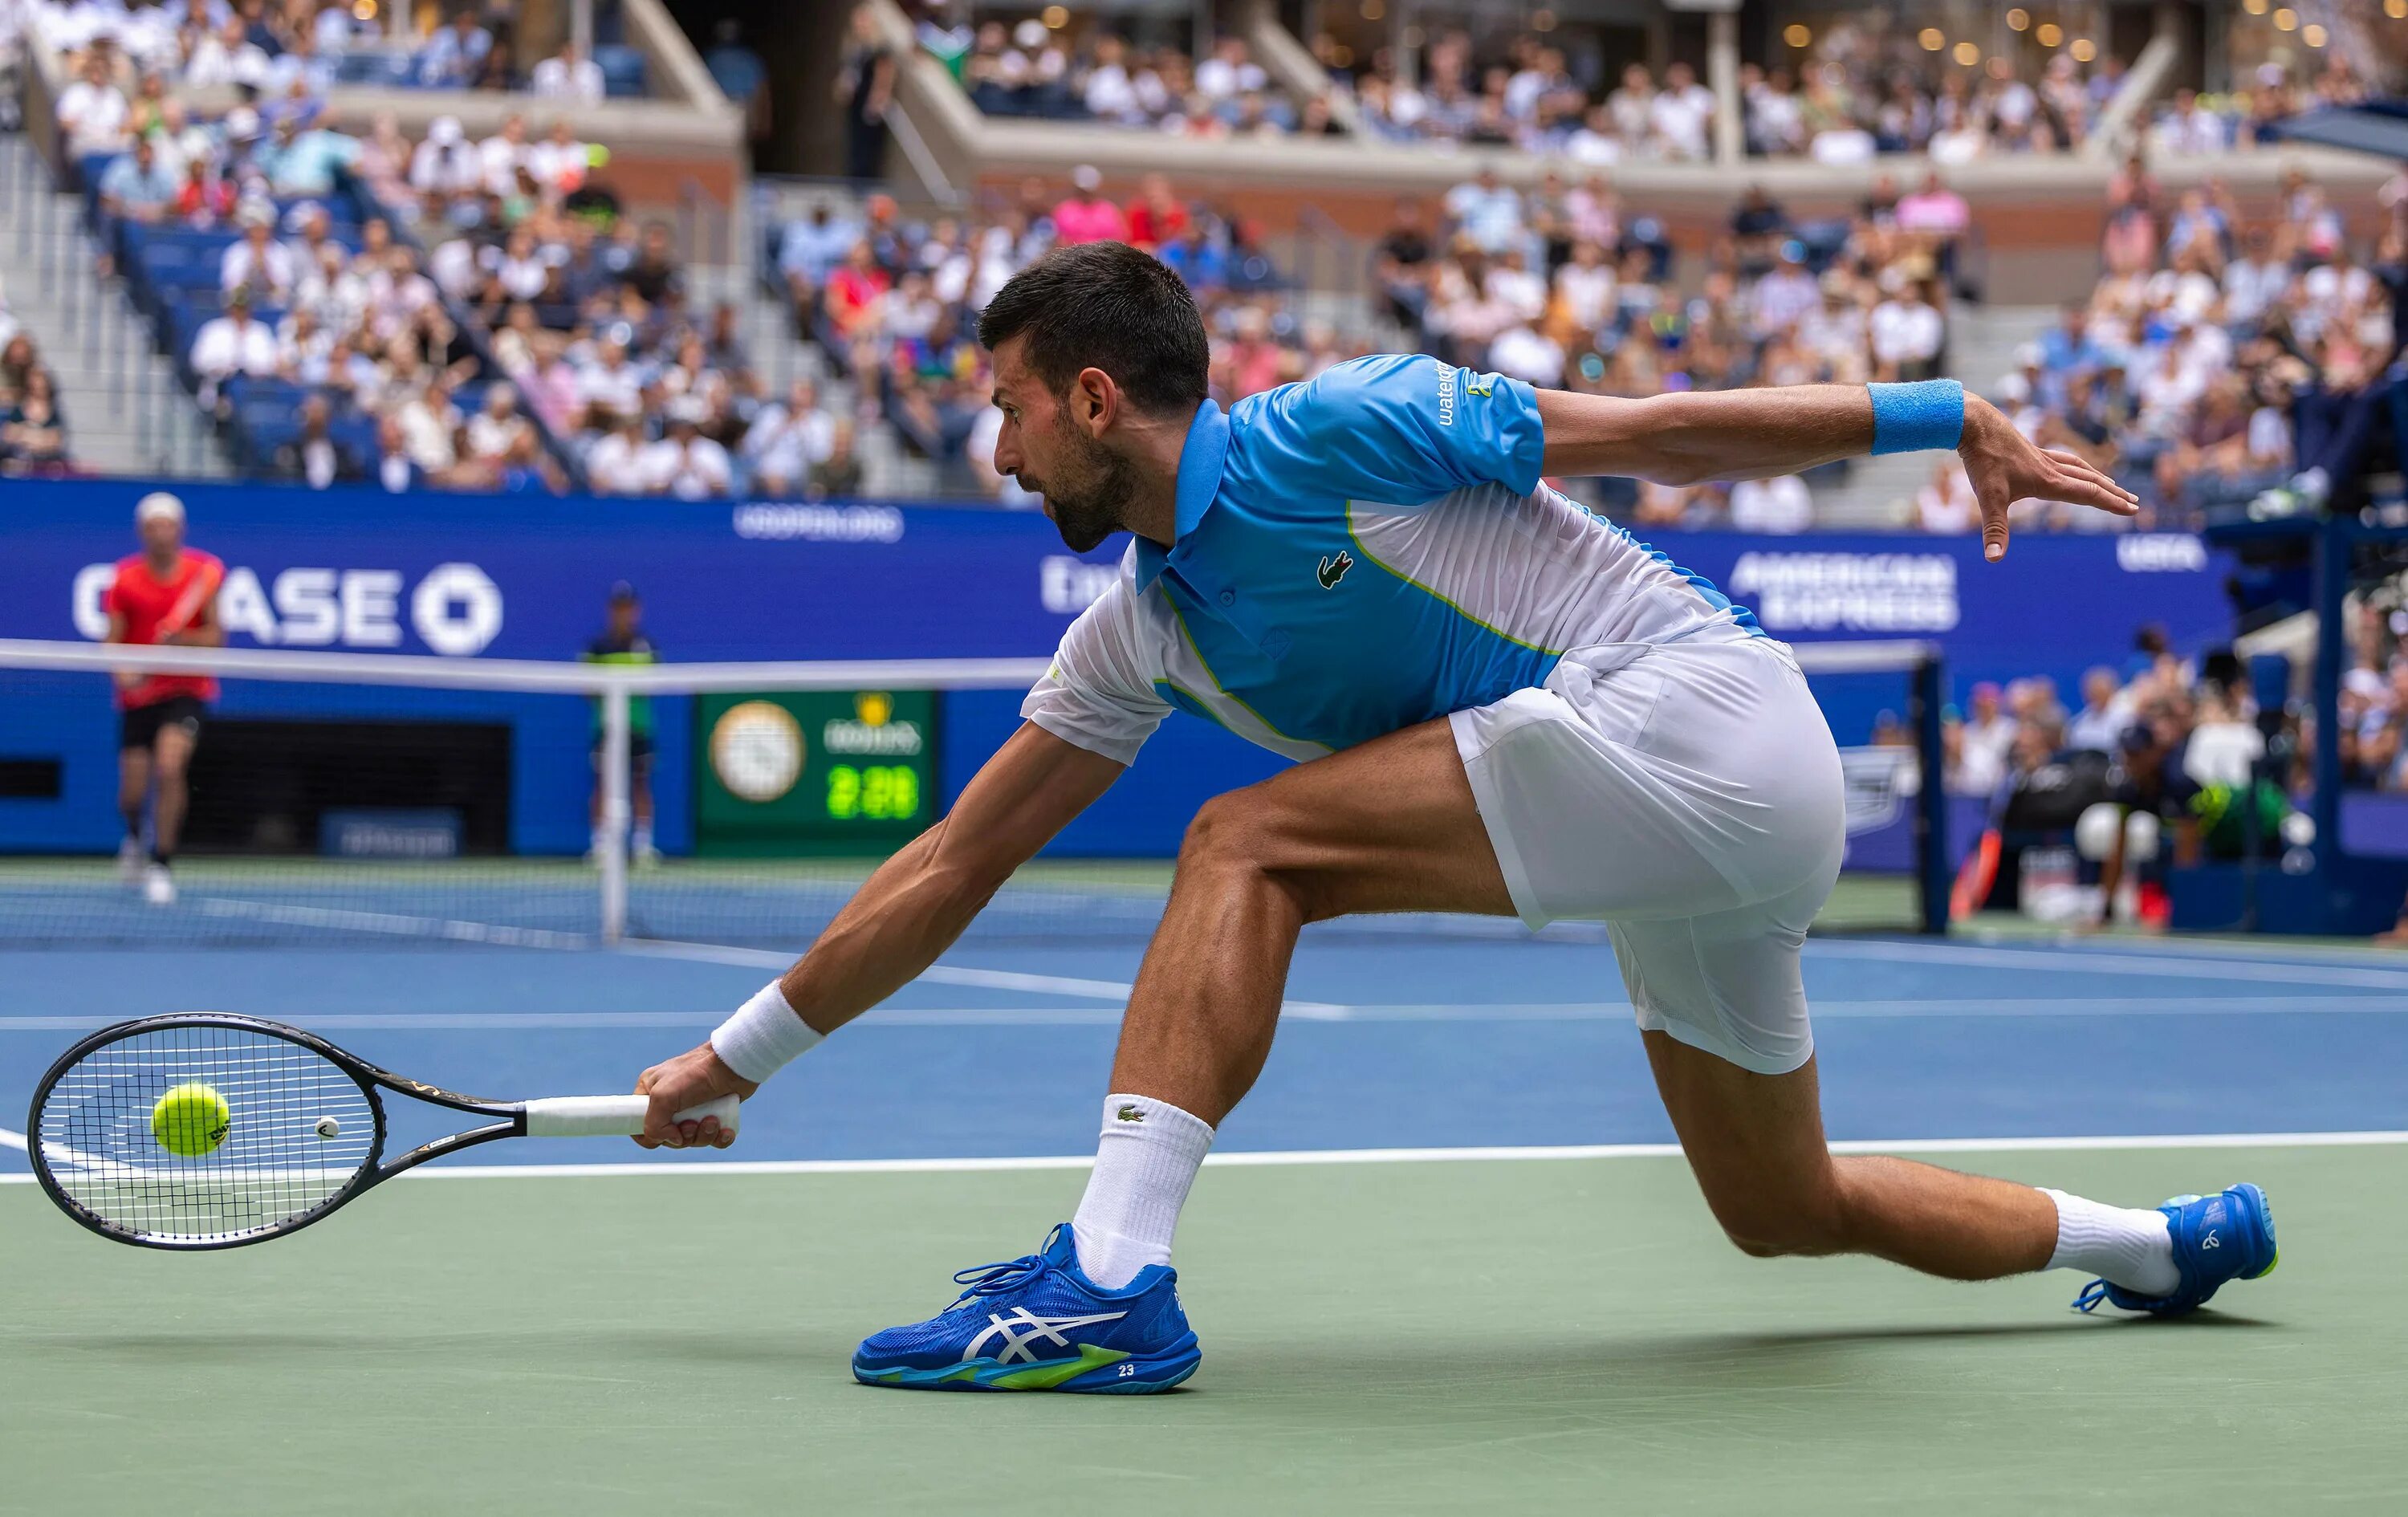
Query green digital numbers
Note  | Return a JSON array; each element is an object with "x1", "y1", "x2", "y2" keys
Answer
[{"x1": 825, "y1": 765, "x2": 921, "y2": 821}]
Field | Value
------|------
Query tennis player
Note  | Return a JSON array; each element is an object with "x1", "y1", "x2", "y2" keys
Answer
[
  {"x1": 634, "y1": 244, "x2": 2277, "y2": 1392},
  {"x1": 104, "y1": 492, "x2": 224, "y2": 907}
]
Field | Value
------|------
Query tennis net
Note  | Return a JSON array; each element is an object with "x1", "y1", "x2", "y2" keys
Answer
[{"x1": 0, "y1": 636, "x2": 1945, "y2": 949}]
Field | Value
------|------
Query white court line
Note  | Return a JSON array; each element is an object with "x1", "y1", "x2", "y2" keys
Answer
[
  {"x1": 6, "y1": 1129, "x2": 2399, "y2": 1186},
  {"x1": 6, "y1": 995, "x2": 2408, "y2": 1036},
  {"x1": 1807, "y1": 936, "x2": 2408, "y2": 989},
  {"x1": 637, "y1": 930, "x2": 2408, "y2": 1000},
  {"x1": 621, "y1": 936, "x2": 1350, "y2": 1015}
]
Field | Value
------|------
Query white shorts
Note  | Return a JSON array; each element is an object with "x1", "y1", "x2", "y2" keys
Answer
[{"x1": 1450, "y1": 632, "x2": 1845, "y2": 1076}]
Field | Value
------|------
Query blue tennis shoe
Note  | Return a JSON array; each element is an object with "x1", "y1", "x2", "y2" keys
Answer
[
  {"x1": 853, "y1": 1223, "x2": 1201, "y2": 1393},
  {"x1": 2072, "y1": 1183, "x2": 2278, "y2": 1316}
]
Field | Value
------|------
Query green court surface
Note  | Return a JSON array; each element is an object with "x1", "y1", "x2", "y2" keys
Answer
[{"x1": 5, "y1": 1142, "x2": 2402, "y2": 1515}]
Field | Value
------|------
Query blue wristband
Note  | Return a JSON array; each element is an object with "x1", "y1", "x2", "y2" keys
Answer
[{"x1": 1869, "y1": 379, "x2": 1966, "y2": 455}]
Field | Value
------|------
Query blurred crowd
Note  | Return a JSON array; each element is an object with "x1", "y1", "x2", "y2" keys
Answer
[
  {"x1": 768, "y1": 157, "x2": 1982, "y2": 525},
  {"x1": 1314, "y1": 23, "x2": 2125, "y2": 162},
  {"x1": 1997, "y1": 160, "x2": 2404, "y2": 531},
  {"x1": 919, "y1": 14, "x2": 1335, "y2": 139},
  {"x1": 775, "y1": 166, "x2": 1316, "y2": 504},
  {"x1": 22, "y1": 0, "x2": 618, "y2": 104},
  {"x1": 2146, "y1": 60, "x2": 2373, "y2": 157},
  {"x1": 1382, "y1": 163, "x2": 1971, "y2": 527}
]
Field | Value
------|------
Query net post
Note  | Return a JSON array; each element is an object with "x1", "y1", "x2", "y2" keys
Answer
[
  {"x1": 600, "y1": 681, "x2": 631, "y2": 944},
  {"x1": 1912, "y1": 648, "x2": 1949, "y2": 934}
]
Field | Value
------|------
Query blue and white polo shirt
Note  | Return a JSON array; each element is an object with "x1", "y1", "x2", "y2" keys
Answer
[{"x1": 1023, "y1": 352, "x2": 1761, "y2": 765}]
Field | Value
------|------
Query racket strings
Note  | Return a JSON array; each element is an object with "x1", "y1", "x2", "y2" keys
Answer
[{"x1": 35, "y1": 1023, "x2": 376, "y2": 1243}]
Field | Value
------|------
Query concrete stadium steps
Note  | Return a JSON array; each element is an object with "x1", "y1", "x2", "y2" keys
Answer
[{"x1": 0, "y1": 135, "x2": 234, "y2": 480}]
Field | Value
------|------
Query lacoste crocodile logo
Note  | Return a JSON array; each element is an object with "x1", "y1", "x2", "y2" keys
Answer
[
  {"x1": 1117, "y1": 1104, "x2": 1145, "y2": 1123},
  {"x1": 1317, "y1": 551, "x2": 1354, "y2": 589}
]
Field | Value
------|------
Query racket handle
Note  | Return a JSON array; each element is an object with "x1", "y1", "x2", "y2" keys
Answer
[{"x1": 520, "y1": 1094, "x2": 742, "y2": 1140}]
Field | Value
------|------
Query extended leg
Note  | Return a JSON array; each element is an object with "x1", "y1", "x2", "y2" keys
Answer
[
  {"x1": 1643, "y1": 1034, "x2": 2060, "y2": 1279},
  {"x1": 148, "y1": 722, "x2": 195, "y2": 863},
  {"x1": 116, "y1": 745, "x2": 153, "y2": 848}
]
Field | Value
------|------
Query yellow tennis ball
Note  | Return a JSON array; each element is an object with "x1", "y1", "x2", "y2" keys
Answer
[{"x1": 152, "y1": 1082, "x2": 231, "y2": 1158}]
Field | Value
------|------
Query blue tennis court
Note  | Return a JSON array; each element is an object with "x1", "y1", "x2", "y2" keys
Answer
[{"x1": 8, "y1": 923, "x2": 2406, "y2": 1165}]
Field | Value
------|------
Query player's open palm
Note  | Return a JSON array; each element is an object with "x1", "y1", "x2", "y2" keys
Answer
[
  {"x1": 1957, "y1": 396, "x2": 2138, "y2": 562},
  {"x1": 634, "y1": 1043, "x2": 756, "y2": 1149}
]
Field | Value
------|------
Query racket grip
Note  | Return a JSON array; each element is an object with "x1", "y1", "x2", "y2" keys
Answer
[{"x1": 521, "y1": 1094, "x2": 742, "y2": 1140}]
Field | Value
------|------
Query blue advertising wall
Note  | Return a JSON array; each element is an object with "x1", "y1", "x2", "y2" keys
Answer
[{"x1": 0, "y1": 480, "x2": 2241, "y2": 857}]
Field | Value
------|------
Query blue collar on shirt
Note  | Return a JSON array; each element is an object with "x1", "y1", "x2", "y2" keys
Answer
[{"x1": 1131, "y1": 398, "x2": 1228, "y2": 593}]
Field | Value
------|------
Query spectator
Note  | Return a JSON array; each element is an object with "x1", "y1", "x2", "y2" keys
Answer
[
  {"x1": 1951, "y1": 681, "x2": 2020, "y2": 795},
  {"x1": 1053, "y1": 165, "x2": 1129, "y2": 246},
  {"x1": 1729, "y1": 473, "x2": 1813, "y2": 533},
  {"x1": 1373, "y1": 197, "x2": 1436, "y2": 336},
  {"x1": 640, "y1": 399, "x2": 732, "y2": 499},
  {"x1": 56, "y1": 51, "x2": 130, "y2": 157},
  {"x1": 1649, "y1": 62, "x2": 1714, "y2": 161},
  {"x1": 1125, "y1": 173, "x2": 1190, "y2": 251},
  {"x1": 1871, "y1": 277, "x2": 1946, "y2": 381},
  {"x1": 0, "y1": 367, "x2": 70, "y2": 475},
  {"x1": 586, "y1": 410, "x2": 649, "y2": 495},
  {"x1": 416, "y1": 9, "x2": 492, "y2": 89},
  {"x1": 463, "y1": 381, "x2": 534, "y2": 470},
  {"x1": 1914, "y1": 458, "x2": 1981, "y2": 533},
  {"x1": 531, "y1": 39, "x2": 604, "y2": 104},
  {"x1": 98, "y1": 136, "x2": 179, "y2": 223},
  {"x1": 189, "y1": 287, "x2": 279, "y2": 407},
  {"x1": 808, "y1": 417, "x2": 864, "y2": 498},
  {"x1": 271, "y1": 393, "x2": 356, "y2": 488},
  {"x1": 220, "y1": 202, "x2": 297, "y2": 303},
  {"x1": 743, "y1": 377, "x2": 835, "y2": 496},
  {"x1": 838, "y1": 1, "x2": 894, "y2": 181},
  {"x1": 411, "y1": 116, "x2": 481, "y2": 199},
  {"x1": 1443, "y1": 162, "x2": 1524, "y2": 257}
]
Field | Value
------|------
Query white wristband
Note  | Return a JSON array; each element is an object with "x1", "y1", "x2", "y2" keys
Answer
[{"x1": 710, "y1": 980, "x2": 823, "y2": 1084}]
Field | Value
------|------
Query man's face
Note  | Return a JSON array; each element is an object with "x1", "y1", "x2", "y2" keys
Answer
[
  {"x1": 988, "y1": 336, "x2": 1132, "y2": 554},
  {"x1": 140, "y1": 514, "x2": 184, "y2": 558},
  {"x1": 608, "y1": 599, "x2": 637, "y2": 634}
]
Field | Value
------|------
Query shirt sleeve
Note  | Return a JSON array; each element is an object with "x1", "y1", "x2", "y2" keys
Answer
[
  {"x1": 1020, "y1": 576, "x2": 1169, "y2": 767},
  {"x1": 1243, "y1": 352, "x2": 1545, "y2": 506}
]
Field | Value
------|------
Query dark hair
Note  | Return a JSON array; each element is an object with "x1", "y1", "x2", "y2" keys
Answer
[{"x1": 978, "y1": 242, "x2": 1208, "y2": 417}]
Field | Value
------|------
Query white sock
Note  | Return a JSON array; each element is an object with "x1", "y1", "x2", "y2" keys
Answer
[
  {"x1": 2043, "y1": 1189, "x2": 2179, "y2": 1295},
  {"x1": 1071, "y1": 1093, "x2": 1214, "y2": 1291},
  {"x1": 633, "y1": 824, "x2": 654, "y2": 852}
]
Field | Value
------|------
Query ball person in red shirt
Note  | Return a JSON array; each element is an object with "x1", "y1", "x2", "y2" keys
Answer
[{"x1": 104, "y1": 493, "x2": 225, "y2": 905}]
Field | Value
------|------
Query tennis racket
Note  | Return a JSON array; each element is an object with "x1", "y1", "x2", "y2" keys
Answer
[{"x1": 26, "y1": 1013, "x2": 738, "y2": 1251}]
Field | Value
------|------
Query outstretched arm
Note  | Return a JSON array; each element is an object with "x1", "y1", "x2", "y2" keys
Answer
[
  {"x1": 632, "y1": 722, "x2": 1124, "y2": 1146},
  {"x1": 1534, "y1": 383, "x2": 2137, "y2": 560}
]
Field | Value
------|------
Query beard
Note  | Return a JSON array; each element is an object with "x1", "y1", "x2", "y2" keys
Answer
[{"x1": 1024, "y1": 422, "x2": 1140, "y2": 553}]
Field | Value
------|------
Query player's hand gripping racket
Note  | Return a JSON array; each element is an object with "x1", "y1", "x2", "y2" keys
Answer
[{"x1": 26, "y1": 1014, "x2": 738, "y2": 1251}]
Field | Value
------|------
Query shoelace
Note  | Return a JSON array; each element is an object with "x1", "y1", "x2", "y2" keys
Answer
[
  {"x1": 2071, "y1": 1279, "x2": 2111, "y2": 1313},
  {"x1": 946, "y1": 1223, "x2": 1073, "y2": 1310}
]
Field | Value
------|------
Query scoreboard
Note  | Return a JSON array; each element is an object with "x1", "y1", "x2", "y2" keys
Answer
[{"x1": 693, "y1": 689, "x2": 938, "y2": 857}]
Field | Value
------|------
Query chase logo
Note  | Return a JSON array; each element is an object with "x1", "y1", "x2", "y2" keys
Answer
[{"x1": 74, "y1": 561, "x2": 503, "y2": 655}]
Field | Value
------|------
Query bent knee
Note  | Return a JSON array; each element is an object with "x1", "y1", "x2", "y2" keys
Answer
[
  {"x1": 1709, "y1": 1193, "x2": 1849, "y2": 1259},
  {"x1": 1179, "y1": 789, "x2": 1302, "y2": 872}
]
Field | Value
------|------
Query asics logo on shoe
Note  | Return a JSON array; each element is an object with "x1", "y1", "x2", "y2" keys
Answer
[
  {"x1": 1116, "y1": 1104, "x2": 1145, "y2": 1123},
  {"x1": 963, "y1": 1308, "x2": 1129, "y2": 1365}
]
